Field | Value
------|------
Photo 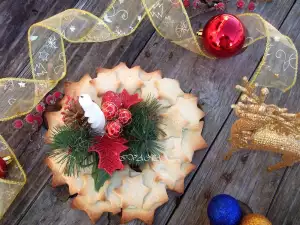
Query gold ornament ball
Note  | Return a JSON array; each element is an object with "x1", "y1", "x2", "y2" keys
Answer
[{"x1": 241, "y1": 214, "x2": 272, "y2": 225}]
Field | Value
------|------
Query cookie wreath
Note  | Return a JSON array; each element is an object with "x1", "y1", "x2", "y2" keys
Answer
[{"x1": 45, "y1": 63, "x2": 207, "y2": 224}]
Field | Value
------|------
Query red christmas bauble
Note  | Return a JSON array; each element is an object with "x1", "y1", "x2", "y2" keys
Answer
[
  {"x1": 118, "y1": 109, "x2": 132, "y2": 125},
  {"x1": 106, "y1": 120, "x2": 123, "y2": 138},
  {"x1": 102, "y1": 102, "x2": 118, "y2": 120},
  {"x1": 0, "y1": 157, "x2": 8, "y2": 178},
  {"x1": 102, "y1": 91, "x2": 122, "y2": 108},
  {"x1": 202, "y1": 14, "x2": 245, "y2": 58}
]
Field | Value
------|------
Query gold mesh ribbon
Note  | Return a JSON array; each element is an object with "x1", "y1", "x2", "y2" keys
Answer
[
  {"x1": 0, "y1": 0, "x2": 298, "y2": 217},
  {"x1": 0, "y1": 136, "x2": 26, "y2": 219}
]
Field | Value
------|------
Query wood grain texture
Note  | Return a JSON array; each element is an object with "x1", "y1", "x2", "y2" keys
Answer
[
  {"x1": 0, "y1": 0, "x2": 79, "y2": 79},
  {"x1": 128, "y1": 1, "x2": 296, "y2": 224},
  {"x1": 267, "y1": 2, "x2": 300, "y2": 224},
  {"x1": 0, "y1": 0, "x2": 299, "y2": 225},
  {"x1": 0, "y1": 0, "x2": 155, "y2": 225},
  {"x1": 167, "y1": 1, "x2": 300, "y2": 225}
]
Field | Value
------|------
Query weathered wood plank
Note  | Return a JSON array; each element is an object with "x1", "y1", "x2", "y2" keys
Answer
[
  {"x1": 0, "y1": 1, "x2": 156, "y2": 225},
  {"x1": 167, "y1": 1, "x2": 300, "y2": 225},
  {"x1": 1, "y1": 1, "x2": 298, "y2": 225},
  {"x1": 0, "y1": 0, "x2": 79, "y2": 79},
  {"x1": 267, "y1": 2, "x2": 300, "y2": 224},
  {"x1": 127, "y1": 1, "x2": 296, "y2": 224}
]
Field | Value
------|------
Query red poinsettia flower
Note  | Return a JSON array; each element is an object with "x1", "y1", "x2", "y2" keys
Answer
[
  {"x1": 89, "y1": 135, "x2": 128, "y2": 175},
  {"x1": 120, "y1": 89, "x2": 142, "y2": 109}
]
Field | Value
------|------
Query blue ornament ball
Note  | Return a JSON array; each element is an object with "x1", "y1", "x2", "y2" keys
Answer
[{"x1": 207, "y1": 194, "x2": 242, "y2": 225}]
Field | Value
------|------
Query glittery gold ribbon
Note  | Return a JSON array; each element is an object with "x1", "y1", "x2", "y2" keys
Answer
[{"x1": 0, "y1": 0, "x2": 298, "y2": 217}]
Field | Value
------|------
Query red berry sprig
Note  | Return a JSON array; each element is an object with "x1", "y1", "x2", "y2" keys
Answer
[{"x1": 12, "y1": 91, "x2": 64, "y2": 130}]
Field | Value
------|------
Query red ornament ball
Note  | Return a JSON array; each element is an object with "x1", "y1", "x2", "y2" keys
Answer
[
  {"x1": 102, "y1": 102, "x2": 118, "y2": 120},
  {"x1": 0, "y1": 157, "x2": 8, "y2": 178},
  {"x1": 118, "y1": 109, "x2": 132, "y2": 125},
  {"x1": 102, "y1": 91, "x2": 122, "y2": 108},
  {"x1": 202, "y1": 14, "x2": 245, "y2": 58},
  {"x1": 106, "y1": 120, "x2": 123, "y2": 138}
]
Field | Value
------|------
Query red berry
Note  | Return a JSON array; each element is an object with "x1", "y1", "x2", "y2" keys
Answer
[
  {"x1": 36, "y1": 103, "x2": 45, "y2": 113},
  {"x1": 102, "y1": 91, "x2": 122, "y2": 108},
  {"x1": 183, "y1": 0, "x2": 190, "y2": 8},
  {"x1": 45, "y1": 95, "x2": 56, "y2": 105},
  {"x1": 34, "y1": 115, "x2": 43, "y2": 126},
  {"x1": 106, "y1": 120, "x2": 122, "y2": 138},
  {"x1": 25, "y1": 114, "x2": 35, "y2": 124},
  {"x1": 248, "y1": 1, "x2": 255, "y2": 11},
  {"x1": 53, "y1": 91, "x2": 63, "y2": 99},
  {"x1": 0, "y1": 157, "x2": 8, "y2": 178},
  {"x1": 215, "y1": 2, "x2": 226, "y2": 11},
  {"x1": 118, "y1": 109, "x2": 132, "y2": 125},
  {"x1": 102, "y1": 102, "x2": 118, "y2": 120},
  {"x1": 25, "y1": 114, "x2": 43, "y2": 126},
  {"x1": 236, "y1": 0, "x2": 245, "y2": 9},
  {"x1": 13, "y1": 119, "x2": 24, "y2": 129}
]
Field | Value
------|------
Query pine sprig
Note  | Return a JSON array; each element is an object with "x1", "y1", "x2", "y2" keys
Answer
[
  {"x1": 49, "y1": 125, "x2": 96, "y2": 176},
  {"x1": 122, "y1": 97, "x2": 166, "y2": 166}
]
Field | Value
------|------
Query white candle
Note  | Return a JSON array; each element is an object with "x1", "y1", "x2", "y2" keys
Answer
[{"x1": 78, "y1": 94, "x2": 106, "y2": 134}]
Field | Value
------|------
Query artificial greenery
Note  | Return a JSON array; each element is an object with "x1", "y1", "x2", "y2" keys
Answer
[
  {"x1": 91, "y1": 160, "x2": 111, "y2": 191},
  {"x1": 122, "y1": 97, "x2": 166, "y2": 166},
  {"x1": 49, "y1": 124, "x2": 96, "y2": 177}
]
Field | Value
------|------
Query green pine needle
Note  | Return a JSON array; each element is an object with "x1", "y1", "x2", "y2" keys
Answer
[
  {"x1": 49, "y1": 125, "x2": 95, "y2": 177},
  {"x1": 122, "y1": 97, "x2": 166, "y2": 166}
]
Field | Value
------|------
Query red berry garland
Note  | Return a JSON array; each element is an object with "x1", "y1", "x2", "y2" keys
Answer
[
  {"x1": 106, "y1": 120, "x2": 123, "y2": 138},
  {"x1": 118, "y1": 109, "x2": 132, "y2": 125},
  {"x1": 102, "y1": 102, "x2": 118, "y2": 120}
]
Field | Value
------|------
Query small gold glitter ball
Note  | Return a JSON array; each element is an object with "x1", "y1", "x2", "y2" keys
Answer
[{"x1": 241, "y1": 214, "x2": 272, "y2": 225}]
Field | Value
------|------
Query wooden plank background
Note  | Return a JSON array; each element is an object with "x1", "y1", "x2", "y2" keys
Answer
[{"x1": 0, "y1": 0, "x2": 299, "y2": 225}]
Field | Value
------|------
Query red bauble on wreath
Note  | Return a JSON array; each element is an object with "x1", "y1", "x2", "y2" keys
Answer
[
  {"x1": 201, "y1": 14, "x2": 246, "y2": 58},
  {"x1": 106, "y1": 120, "x2": 123, "y2": 138},
  {"x1": 118, "y1": 109, "x2": 132, "y2": 125},
  {"x1": 102, "y1": 102, "x2": 118, "y2": 120}
]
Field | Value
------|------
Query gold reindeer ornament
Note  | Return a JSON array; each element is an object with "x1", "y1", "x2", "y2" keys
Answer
[{"x1": 225, "y1": 77, "x2": 300, "y2": 171}]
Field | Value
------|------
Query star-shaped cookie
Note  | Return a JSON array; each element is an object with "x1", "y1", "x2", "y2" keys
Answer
[
  {"x1": 160, "y1": 107, "x2": 188, "y2": 138},
  {"x1": 173, "y1": 94, "x2": 205, "y2": 127},
  {"x1": 91, "y1": 67, "x2": 120, "y2": 95},
  {"x1": 155, "y1": 78, "x2": 184, "y2": 104},
  {"x1": 163, "y1": 137, "x2": 190, "y2": 162},
  {"x1": 141, "y1": 70, "x2": 162, "y2": 99},
  {"x1": 182, "y1": 122, "x2": 207, "y2": 161},
  {"x1": 115, "y1": 63, "x2": 144, "y2": 94},
  {"x1": 64, "y1": 73, "x2": 101, "y2": 105},
  {"x1": 114, "y1": 175, "x2": 150, "y2": 208},
  {"x1": 142, "y1": 169, "x2": 169, "y2": 210}
]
